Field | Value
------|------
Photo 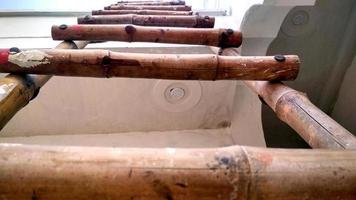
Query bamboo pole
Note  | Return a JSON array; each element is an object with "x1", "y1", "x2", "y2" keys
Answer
[
  {"x1": 115, "y1": 0, "x2": 186, "y2": 5},
  {"x1": 92, "y1": 9, "x2": 193, "y2": 16},
  {"x1": 221, "y1": 48, "x2": 356, "y2": 149},
  {"x1": 0, "y1": 49, "x2": 299, "y2": 80},
  {"x1": 105, "y1": 5, "x2": 192, "y2": 11},
  {"x1": 0, "y1": 144, "x2": 355, "y2": 200},
  {"x1": 0, "y1": 41, "x2": 89, "y2": 131},
  {"x1": 78, "y1": 14, "x2": 215, "y2": 28},
  {"x1": 52, "y1": 25, "x2": 241, "y2": 48}
]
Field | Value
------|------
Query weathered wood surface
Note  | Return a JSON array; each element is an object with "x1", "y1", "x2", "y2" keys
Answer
[
  {"x1": 105, "y1": 5, "x2": 192, "y2": 11},
  {"x1": 78, "y1": 14, "x2": 214, "y2": 28},
  {"x1": 220, "y1": 48, "x2": 356, "y2": 149},
  {"x1": 0, "y1": 144, "x2": 355, "y2": 200},
  {"x1": 0, "y1": 41, "x2": 89, "y2": 131},
  {"x1": 0, "y1": 49, "x2": 299, "y2": 80},
  {"x1": 52, "y1": 25, "x2": 241, "y2": 48},
  {"x1": 92, "y1": 9, "x2": 193, "y2": 16},
  {"x1": 115, "y1": 0, "x2": 186, "y2": 5}
]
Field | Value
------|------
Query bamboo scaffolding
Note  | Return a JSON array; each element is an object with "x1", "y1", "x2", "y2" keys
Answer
[
  {"x1": 0, "y1": 144, "x2": 355, "y2": 200},
  {"x1": 115, "y1": 0, "x2": 186, "y2": 5},
  {"x1": 221, "y1": 48, "x2": 356, "y2": 149},
  {"x1": 0, "y1": 41, "x2": 89, "y2": 131},
  {"x1": 78, "y1": 14, "x2": 214, "y2": 28},
  {"x1": 105, "y1": 5, "x2": 192, "y2": 11},
  {"x1": 0, "y1": 49, "x2": 299, "y2": 80},
  {"x1": 52, "y1": 25, "x2": 241, "y2": 48},
  {"x1": 92, "y1": 9, "x2": 193, "y2": 16}
]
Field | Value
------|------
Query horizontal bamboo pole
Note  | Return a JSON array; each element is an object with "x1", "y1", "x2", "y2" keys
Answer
[
  {"x1": 0, "y1": 49, "x2": 299, "y2": 80},
  {"x1": 52, "y1": 25, "x2": 241, "y2": 48},
  {"x1": 221, "y1": 48, "x2": 356, "y2": 149},
  {"x1": 116, "y1": 0, "x2": 185, "y2": 5},
  {"x1": 78, "y1": 14, "x2": 214, "y2": 28},
  {"x1": 0, "y1": 144, "x2": 355, "y2": 200},
  {"x1": 0, "y1": 41, "x2": 89, "y2": 131},
  {"x1": 92, "y1": 9, "x2": 193, "y2": 15},
  {"x1": 105, "y1": 5, "x2": 192, "y2": 11}
]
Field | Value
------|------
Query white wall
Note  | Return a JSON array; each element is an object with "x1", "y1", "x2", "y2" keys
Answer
[{"x1": 0, "y1": 0, "x2": 266, "y2": 148}]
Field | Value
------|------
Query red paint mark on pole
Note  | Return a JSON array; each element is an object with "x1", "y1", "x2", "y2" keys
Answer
[
  {"x1": 0, "y1": 49, "x2": 9, "y2": 64},
  {"x1": 70, "y1": 25, "x2": 82, "y2": 31}
]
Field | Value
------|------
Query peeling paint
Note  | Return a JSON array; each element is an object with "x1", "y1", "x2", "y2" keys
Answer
[
  {"x1": 8, "y1": 50, "x2": 52, "y2": 68},
  {"x1": 0, "y1": 83, "x2": 16, "y2": 101}
]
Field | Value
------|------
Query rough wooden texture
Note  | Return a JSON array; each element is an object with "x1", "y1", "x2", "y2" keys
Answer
[
  {"x1": 52, "y1": 25, "x2": 241, "y2": 48},
  {"x1": 92, "y1": 9, "x2": 193, "y2": 16},
  {"x1": 0, "y1": 49, "x2": 300, "y2": 80},
  {"x1": 115, "y1": 0, "x2": 185, "y2": 5},
  {"x1": 0, "y1": 144, "x2": 355, "y2": 200},
  {"x1": 78, "y1": 14, "x2": 214, "y2": 28},
  {"x1": 0, "y1": 41, "x2": 88, "y2": 131},
  {"x1": 221, "y1": 48, "x2": 356, "y2": 149},
  {"x1": 105, "y1": 5, "x2": 192, "y2": 11}
]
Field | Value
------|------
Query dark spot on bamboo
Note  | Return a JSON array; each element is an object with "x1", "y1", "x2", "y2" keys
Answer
[
  {"x1": 145, "y1": 172, "x2": 174, "y2": 200},
  {"x1": 102, "y1": 56, "x2": 111, "y2": 65},
  {"x1": 128, "y1": 168, "x2": 133, "y2": 178},
  {"x1": 125, "y1": 25, "x2": 136, "y2": 42},
  {"x1": 110, "y1": 59, "x2": 141, "y2": 66},
  {"x1": 102, "y1": 56, "x2": 111, "y2": 78},
  {"x1": 227, "y1": 29, "x2": 234, "y2": 35},
  {"x1": 9, "y1": 47, "x2": 20, "y2": 54},
  {"x1": 184, "y1": 71, "x2": 193, "y2": 79},
  {"x1": 32, "y1": 190, "x2": 38, "y2": 200},
  {"x1": 219, "y1": 156, "x2": 231, "y2": 165},
  {"x1": 59, "y1": 24, "x2": 68, "y2": 30},
  {"x1": 274, "y1": 55, "x2": 286, "y2": 62},
  {"x1": 125, "y1": 25, "x2": 136, "y2": 34},
  {"x1": 218, "y1": 121, "x2": 231, "y2": 128}
]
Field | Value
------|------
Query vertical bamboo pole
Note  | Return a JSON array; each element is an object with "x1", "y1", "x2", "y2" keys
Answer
[{"x1": 0, "y1": 41, "x2": 89, "y2": 131}]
